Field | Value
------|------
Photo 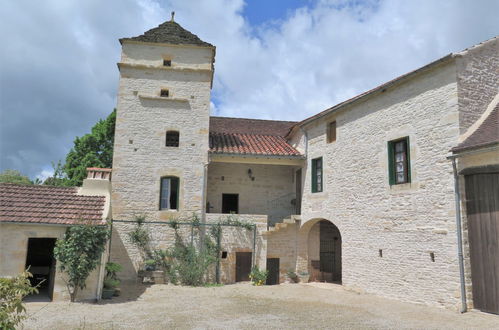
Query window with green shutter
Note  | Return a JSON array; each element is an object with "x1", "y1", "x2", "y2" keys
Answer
[
  {"x1": 312, "y1": 157, "x2": 323, "y2": 193},
  {"x1": 388, "y1": 137, "x2": 411, "y2": 185}
]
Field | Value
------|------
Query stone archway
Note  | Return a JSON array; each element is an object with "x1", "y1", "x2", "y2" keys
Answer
[{"x1": 298, "y1": 219, "x2": 342, "y2": 283}]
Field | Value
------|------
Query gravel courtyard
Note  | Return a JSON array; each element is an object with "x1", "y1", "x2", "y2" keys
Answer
[{"x1": 23, "y1": 282, "x2": 498, "y2": 329}]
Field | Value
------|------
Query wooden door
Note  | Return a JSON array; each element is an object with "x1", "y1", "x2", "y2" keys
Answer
[
  {"x1": 266, "y1": 258, "x2": 280, "y2": 285},
  {"x1": 464, "y1": 170, "x2": 499, "y2": 314},
  {"x1": 235, "y1": 252, "x2": 252, "y2": 282}
]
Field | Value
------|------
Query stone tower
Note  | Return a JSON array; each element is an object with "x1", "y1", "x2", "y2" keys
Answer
[{"x1": 111, "y1": 18, "x2": 215, "y2": 222}]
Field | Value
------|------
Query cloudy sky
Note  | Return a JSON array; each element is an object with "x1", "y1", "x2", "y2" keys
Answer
[{"x1": 1, "y1": 0, "x2": 498, "y2": 180}]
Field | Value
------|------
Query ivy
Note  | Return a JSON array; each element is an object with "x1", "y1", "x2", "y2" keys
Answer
[{"x1": 54, "y1": 221, "x2": 109, "y2": 302}]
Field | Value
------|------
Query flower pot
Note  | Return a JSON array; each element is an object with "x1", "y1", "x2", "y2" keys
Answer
[
  {"x1": 300, "y1": 275, "x2": 310, "y2": 283},
  {"x1": 102, "y1": 288, "x2": 115, "y2": 299},
  {"x1": 152, "y1": 270, "x2": 165, "y2": 284}
]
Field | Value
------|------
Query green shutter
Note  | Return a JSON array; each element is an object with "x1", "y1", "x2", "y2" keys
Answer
[
  {"x1": 311, "y1": 159, "x2": 317, "y2": 192},
  {"x1": 388, "y1": 141, "x2": 395, "y2": 185},
  {"x1": 318, "y1": 157, "x2": 323, "y2": 192},
  {"x1": 405, "y1": 137, "x2": 411, "y2": 183}
]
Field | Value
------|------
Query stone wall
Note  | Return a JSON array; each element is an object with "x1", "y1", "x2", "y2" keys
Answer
[
  {"x1": 207, "y1": 162, "x2": 297, "y2": 224},
  {"x1": 0, "y1": 223, "x2": 103, "y2": 301},
  {"x1": 112, "y1": 42, "x2": 213, "y2": 223},
  {"x1": 298, "y1": 60, "x2": 463, "y2": 309},
  {"x1": 456, "y1": 37, "x2": 499, "y2": 133},
  {"x1": 264, "y1": 219, "x2": 299, "y2": 283}
]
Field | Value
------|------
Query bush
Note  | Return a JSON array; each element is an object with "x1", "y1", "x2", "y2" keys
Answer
[
  {"x1": 286, "y1": 270, "x2": 299, "y2": 283},
  {"x1": 249, "y1": 266, "x2": 268, "y2": 286},
  {"x1": 54, "y1": 222, "x2": 109, "y2": 302},
  {"x1": 0, "y1": 270, "x2": 38, "y2": 329},
  {"x1": 103, "y1": 262, "x2": 122, "y2": 289}
]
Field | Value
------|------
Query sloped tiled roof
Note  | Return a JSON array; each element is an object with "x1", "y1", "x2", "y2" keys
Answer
[
  {"x1": 0, "y1": 183, "x2": 106, "y2": 225},
  {"x1": 209, "y1": 117, "x2": 302, "y2": 157},
  {"x1": 120, "y1": 20, "x2": 213, "y2": 47},
  {"x1": 453, "y1": 103, "x2": 499, "y2": 153}
]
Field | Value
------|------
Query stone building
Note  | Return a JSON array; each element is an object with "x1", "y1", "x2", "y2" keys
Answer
[
  {"x1": 0, "y1": 168, "x2": 111, "y2": 301},
  {"x1": 109, "y1": 18, "x2": 498, "y2": 314}
]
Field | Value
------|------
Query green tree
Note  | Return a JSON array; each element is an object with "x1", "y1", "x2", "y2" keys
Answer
[
  {"x1": 0, "y1": 270, "x2": 38, "y2": 329},
  {"x1": 64, "y1": 109, "x2": 116, "y2": 186},
  {"x1": 42, "y1": 161, "x2": 72, "y2": 187},
  {"x1": 54, "y1": 221, "x2": 109, "y2": 302},
  {"x1": 0, "y1": 169, "x2": 33, "y2": 185}
]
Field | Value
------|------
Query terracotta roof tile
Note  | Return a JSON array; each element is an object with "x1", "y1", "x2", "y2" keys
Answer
[
  {"x1": 0, "y1": 183, "x2": 106, "y2": 225},
  {"x1": 453, "y1": 103, "x2": 499, "y2": 152},
  {"x1": 209, "y1": 117, "x2": 302, "y2": 157}
]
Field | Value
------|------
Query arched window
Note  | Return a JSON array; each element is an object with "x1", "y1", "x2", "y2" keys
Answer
[
  {"x1": 165, "y1": 131, "x2": 179, "y2": 147},
  {"x1": 160, "y1": 176, "x2": 179, "y2": 210}
]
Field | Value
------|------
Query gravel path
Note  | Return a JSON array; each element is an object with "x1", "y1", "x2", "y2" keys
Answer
[{"x1": 22, "y1": 282, "x2": 498, "y2": 329}]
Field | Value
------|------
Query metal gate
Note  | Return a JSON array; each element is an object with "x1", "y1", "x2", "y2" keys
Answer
[{"x1": 464, "y1": 168, "x2": 499, "y2": 314}]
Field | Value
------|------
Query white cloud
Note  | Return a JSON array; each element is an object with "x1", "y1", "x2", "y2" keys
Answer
[{"x1": 1, "y1": 0, "x2": 498, "y2": 178}]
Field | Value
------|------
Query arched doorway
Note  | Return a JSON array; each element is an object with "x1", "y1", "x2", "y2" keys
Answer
[{"x1": 308, "y1": 220, "x2": 342, "y2": 283}]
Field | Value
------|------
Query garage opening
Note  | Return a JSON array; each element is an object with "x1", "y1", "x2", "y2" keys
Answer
[
  {"x1": 25, "y1": 238, "x2": 57, "y2": 301},
  {"x1": 308, "y1": 220, "x2": 342, "y2": 283}
]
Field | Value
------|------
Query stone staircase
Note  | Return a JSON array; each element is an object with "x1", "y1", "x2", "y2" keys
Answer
[{"x1": 263, "y1": 215, "x2": 300, "y2": 236}]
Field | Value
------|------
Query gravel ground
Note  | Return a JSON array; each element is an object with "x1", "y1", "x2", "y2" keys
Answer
[{"x1": 22, "y1": 282, "x2": 498, "y2": 329}]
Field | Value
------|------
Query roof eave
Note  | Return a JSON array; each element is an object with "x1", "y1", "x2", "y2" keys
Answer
[{"x1": 292, "y1": 53, "x2": 455, "y2": 132}]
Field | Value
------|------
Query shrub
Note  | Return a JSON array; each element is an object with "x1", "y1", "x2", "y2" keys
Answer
[
  {"x1": 286, "y1": 270, "x2": 299, "y2": 283},
  {"x1": 0, "y1": 270, "x2": 38, "y2": 329},
  {"x1": 249, "y1": 266, "x2": 268, "y2": 286},
  {"x1": 54, "y1": 221, "x2": 109, "y2": 302},
  {"x1": 103, "y1": 262, "x2": 122, "y2": 289}
]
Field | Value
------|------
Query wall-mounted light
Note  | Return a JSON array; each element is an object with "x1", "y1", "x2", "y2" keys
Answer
[{"x1": 247, "y1": 169, "x2": 255, "y2": 181}]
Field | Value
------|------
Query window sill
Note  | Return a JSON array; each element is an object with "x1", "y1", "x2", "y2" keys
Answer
[
  {"x1": 389, "y1": 182, "x2": 419, "y2": 192},
  {"x1": 138, "y1": 94, "x2": 189, "y2": 103}
]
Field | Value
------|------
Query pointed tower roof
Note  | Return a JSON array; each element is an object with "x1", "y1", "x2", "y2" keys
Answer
[{"x1": 120, "y1": 18, "x2": 213, "y2": 48}]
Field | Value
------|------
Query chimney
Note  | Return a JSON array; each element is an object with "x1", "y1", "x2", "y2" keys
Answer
[{"x1": 78, "y1": 168, "x2": 112, "y2": 220}]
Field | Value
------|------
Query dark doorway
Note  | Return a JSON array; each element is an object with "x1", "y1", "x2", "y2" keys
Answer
[
  {"x1": 222, "y1": 194, "x2": 239, "y2": 214},
  {"x1": 464, "y1": 169, "x2": 499, "y2": 315},
  {"x1": 295, "y1": 169, "x2": 302, "y2": 214},
  {"x1": 25, "y1": 238, "x2": 57, "y2": 301},
  {"x1": 235, "y1": 252, "x2": 252, "y2": 282},
  {"x1": 266, "y1": 258, "x2": 280, "y2": 285},
  {"x1": 319, "y1": 220, "x2": 342, "y2": 283}
]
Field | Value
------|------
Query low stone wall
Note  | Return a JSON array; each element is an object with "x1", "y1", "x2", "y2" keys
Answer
[{"x1": 110, "y1": 214, "x2": 268, "y2": 283}]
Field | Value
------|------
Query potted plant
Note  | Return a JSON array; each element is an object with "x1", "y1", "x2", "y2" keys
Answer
[
  {"x1": 299, "y1": 271, "x2": 310, "y2": 283},
  {"x1": 102, "y1": 262, "x2": 122, "y2": 299},
  {"x1": 144, "y1": 259, "x2": 156, "y2": 271},
  {"x1": 286, "y1": 270, "x2": 299, "y2": 283},
  {"x1": 249, "y1": 266, "x2": 268, "y2": 286}
]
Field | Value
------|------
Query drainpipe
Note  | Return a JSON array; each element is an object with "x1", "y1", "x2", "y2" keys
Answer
[{"x1": 450, "y1": 156, "x2": 467, "y2": 313}]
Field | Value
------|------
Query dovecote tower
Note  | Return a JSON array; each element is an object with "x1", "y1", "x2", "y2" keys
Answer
[{"x1": 111, "y1": 17, "x2": 215, "y2": 223}]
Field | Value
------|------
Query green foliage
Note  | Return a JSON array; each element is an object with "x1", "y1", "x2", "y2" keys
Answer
[
  {"x1": 103, "y1": 278, "x2": 120, "y2": 290},
  {"x1": 0, "y1": 169, "x2": 33, "y2": 185},
  {"x1": 54, "y1": 222, "x2": 109, "y2": 302},
  {"x1": 165, "y1": 235, "x2": 217, "y2": 286},
  {"x1": 64, "y1": 109, "x2": 116, "y2": 186},
  {"x1": 103, "y1": 262, "x2": 121, "y2": 290},
  {"x1": 217, "y1": 214, "x2": 254, "y2": 230},
  {"x1": 128, "y1": 215, "x2": 151, "y2": 260},
  {"x1": 0, "y1": 270, "x2": 38, "y2": 329},
  {"x1": 42, "y1": 161, "x2": 73, "y2": 187},
  {"x1": 249, "y1": 266, "x2": 268, "y2": 286}
]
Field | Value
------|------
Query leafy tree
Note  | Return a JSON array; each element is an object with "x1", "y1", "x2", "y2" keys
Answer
[
  {"x1": 54, "y1": 221, "x2": 109, "y2": 302},
  {"x1": 0, "y1": 169, "x2": 33, "y2": 185},
  {"x1": 42, "y1": 161, "x2": 72, "y2": 187},
  {"x1": 0, "y1": 270, "x2": 38, "y2": 329},
  {"x1": 64, "y1": 109, "x2": 116, "y2": 186}
]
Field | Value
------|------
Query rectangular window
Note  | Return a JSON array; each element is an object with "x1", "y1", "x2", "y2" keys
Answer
[
  {"x1": 327, "y1": 121, "x2": 336, "y2": 143},
  {"x1": 160, "y1": 177, "x2": 179, "y2": 210},
  {"x1": 160, "y1": 89, "x2": 169, "y2": 97},
  {"x1": 388, "y1": 137, "x2": 411, "y2": 185},
  {"x1": 165, "y1": 131, "x2": 179, "y2": 147},
  {"x1": 163, "y1": 59, "x2": 171, "y2": 67},
  {"x1": 311, "y1": 157, "x2": 323, "y2": 193}
]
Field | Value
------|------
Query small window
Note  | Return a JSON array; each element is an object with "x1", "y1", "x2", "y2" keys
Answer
[
  {"x1": 160, "y1": 176, "x2": 179, "y2": 210},
  {"x1": 311, "y1": 157, "x2": 323, "y2": 193},
  {"x1": 160, "y1": 89, "x2": 169, "y2": 97},
  {"x1": 327, "y1": 121, "x2": 336, "y2": 143},
  {"x1": 163, "y1": 59, "x2": 171, "y2": 67},
  {"x1": 388, "y1": 137, "x2": 411, "y2": 185},
  {"x1": 165, "y1": 131, "x2": 179, "y2": 147}
]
